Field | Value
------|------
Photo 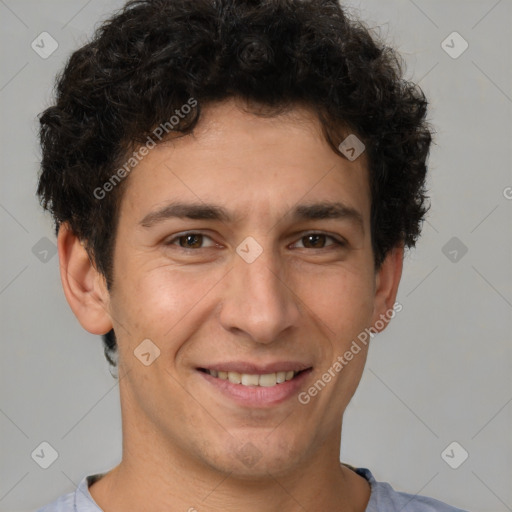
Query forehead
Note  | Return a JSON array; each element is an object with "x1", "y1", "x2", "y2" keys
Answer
[{"x1": 119, "y1": 99, "x2": 371, "y2": 225}]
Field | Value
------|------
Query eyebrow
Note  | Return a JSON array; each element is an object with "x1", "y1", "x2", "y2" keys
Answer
[{"x1": 139, "y1": 200, "x2": 364, "y2": 233}]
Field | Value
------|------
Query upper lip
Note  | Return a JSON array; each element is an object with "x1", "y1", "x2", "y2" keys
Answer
[{"x1": 198, "y1": 361, "x2": 312, "y2": 374}]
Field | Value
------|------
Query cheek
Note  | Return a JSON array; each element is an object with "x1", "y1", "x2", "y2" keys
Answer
[
  {"x1": 295, "y1": 264, "x2": 375, "y2": 340},
  {"x1": 111, "y1": 265, "x2": 222, "y2": 353}
]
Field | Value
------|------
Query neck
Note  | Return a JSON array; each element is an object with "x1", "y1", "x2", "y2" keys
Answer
[
  {"x1": 89, "y1": 386, "x2": 370, "y2": 511},
  {"x1": 90, "y1": 436, "x2": 370, "y2": 511}
]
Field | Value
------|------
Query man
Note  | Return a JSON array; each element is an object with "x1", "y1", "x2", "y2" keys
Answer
[{"x1": 36, "y1": 0, "x2": 466, "y2": 510}]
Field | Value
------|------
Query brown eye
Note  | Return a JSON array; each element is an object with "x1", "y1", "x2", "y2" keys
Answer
[
  {"x1": 178, "y1": 234, "x2": 203, "y2": 248},
  {"x1": 291, "y1": 233, "x2": 345, "y2": 250},
  {"x1": 167, "y1": 232, "x2": 217, "y2": 250},
  {"x1": 302, "y1": 234, "x2": 327, "y2": 248}
]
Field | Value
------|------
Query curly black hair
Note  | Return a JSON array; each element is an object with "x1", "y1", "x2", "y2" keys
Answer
[{"x1": 37, "y1": 0, "x2": 433, "y2": 369}]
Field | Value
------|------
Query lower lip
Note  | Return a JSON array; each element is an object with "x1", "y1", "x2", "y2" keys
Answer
[{"x1": 197, "y1": 369, "x2": 312, "y2": 407}]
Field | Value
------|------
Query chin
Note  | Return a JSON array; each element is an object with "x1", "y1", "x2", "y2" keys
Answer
[{"x1": 196, "y1": 428, "x2": 308, "y2": 479}]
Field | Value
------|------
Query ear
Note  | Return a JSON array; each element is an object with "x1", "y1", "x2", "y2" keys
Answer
[
  {"x1": 370, "y1": 244, "x2": 404, "y2": 334},
  {"x1": 57, "y1": 222, "x2": 113, "y2": 335}
]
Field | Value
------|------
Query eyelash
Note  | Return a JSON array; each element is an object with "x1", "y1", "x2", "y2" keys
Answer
[{"x1": 165, "y1": 231, "x2": 347, "y2": 250}]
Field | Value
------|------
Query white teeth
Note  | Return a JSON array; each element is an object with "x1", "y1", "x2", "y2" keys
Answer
[
  {"x1": 258, "y1": 373, "x2": 277, "y2": 387},
  {"x1": 207, "y1": 369, "x2": 300, "y2": 386},
  {"x1": 241, "y1": 373, "x2": 259, "y2": 386},
  {"x1": 227, "y1": 371, "x2": 241, "y2": 384}
]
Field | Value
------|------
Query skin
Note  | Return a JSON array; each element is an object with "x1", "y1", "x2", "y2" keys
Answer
[{"x1": 58, "y1": 97, "x2": 403, "y2": 512}]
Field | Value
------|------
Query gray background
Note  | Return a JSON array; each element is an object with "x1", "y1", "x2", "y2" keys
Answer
[{"x1": 1, "y1": 0, "x2": 511, "y2": 511}]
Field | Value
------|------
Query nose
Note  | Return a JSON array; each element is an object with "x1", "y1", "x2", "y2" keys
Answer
[{"x1": 218, "y1": 245, "x2": 301, "y2": 344}]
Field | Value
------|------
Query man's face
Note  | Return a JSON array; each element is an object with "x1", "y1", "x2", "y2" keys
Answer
[{"x1": 105, "y1": 99, "x2": 392, "y2": 476}]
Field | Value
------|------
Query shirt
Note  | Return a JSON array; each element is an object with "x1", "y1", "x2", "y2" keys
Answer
[{"x1": 36, "y1": 467, "x2": 468, "y2": 511}]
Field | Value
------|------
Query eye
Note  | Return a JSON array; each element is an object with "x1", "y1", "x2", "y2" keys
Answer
[
  {"x1": 165, "y1": 231, "x2": 345, "y2": 251},
  {"x1": 292, "y1": 233, "x2": 345, "y2": 249},
  {"x1": 167, "y1": 232, "x2": 217, "y2": 249}
]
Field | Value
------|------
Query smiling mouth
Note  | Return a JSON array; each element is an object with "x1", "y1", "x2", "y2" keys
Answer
[{"x1": 198, "y1": 368, "x2": 310, "y2": 387}]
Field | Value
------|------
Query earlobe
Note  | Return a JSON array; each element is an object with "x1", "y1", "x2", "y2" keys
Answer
[
  {"x1": 370, "y1": 244, "x2": 404, "y2": 334},
  {"x1": 57, "y1": 223, "x2": 113, "y2": 335}
]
